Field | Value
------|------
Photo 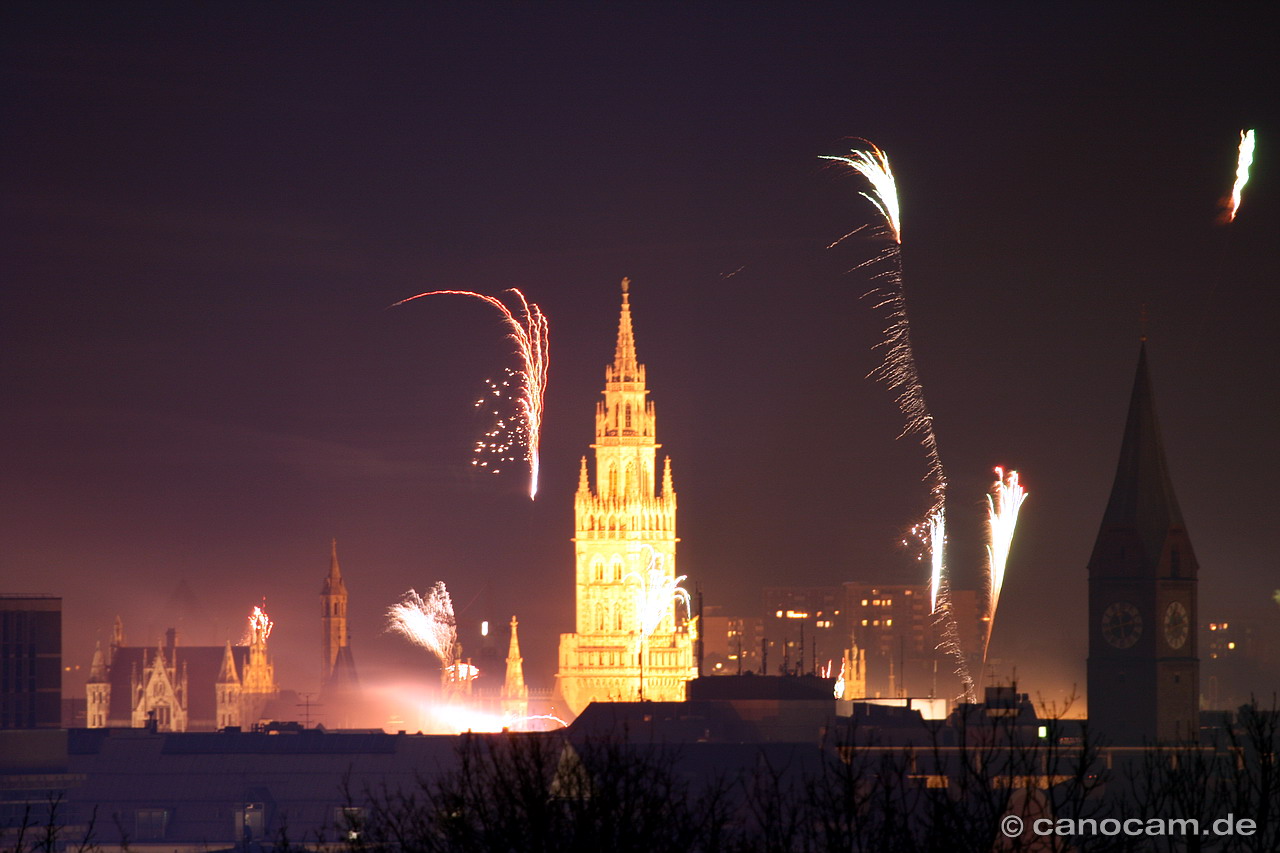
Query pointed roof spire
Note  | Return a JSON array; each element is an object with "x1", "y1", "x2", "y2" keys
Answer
[
  {"x1": 577, "y1": 456, "x2": 589, "y2": 493},
  {"x1": 502, "y1": 615, "x2": 528, "y2": 700},
  {"x1": 218, "y1": 641, "x2": 241, "y2": 684},
  {"x1": 1096, "y1": 343, "x2": 1186, "y2": 567},
  {"x1": 662, "y1": 456, "x2": 675, "y2": 495},
  {"x1": 89, "y1": 641, "x2": 109, "y2": 684},
  {"x1": 322, "y1": 538, "x2": 348, "y2": 596},
  {"x1": 611, "y1": 277, "x2": 642, "y2": 382}
]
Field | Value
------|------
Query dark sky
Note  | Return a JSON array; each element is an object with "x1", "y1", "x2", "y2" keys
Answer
[{"x1": 4, "y1": 3, "x2": 1277, "y2": 705}]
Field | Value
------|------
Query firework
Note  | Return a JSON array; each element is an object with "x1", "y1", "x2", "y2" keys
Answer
[
  {"x1": 820, "y1": 144, "x2": 901, "y2": 243},
  {"x1": 242, "y1": 604, "x2": 273, "y2": 645},
  {"x1": 1224, "y1": 129, "x2": 1256, "y2": 222},
  {"x1": 983, "y1": 468, "x2": 1028, "y2": 661},
  {"x1": 927, "y1": 511, "x2": 946, "y2": 615},
  {"x1": 387, "y1": 583, "x2": 457, "y2": 670},
  {"x1": 823, "y1": 140, "x2": 972, "y2": 701},
  {"x1": 627, "y1": 547, "x2": 691, "y2": 638},
  {"x1": 392, "y1": 289, "x2": 549, "y2": 499}
]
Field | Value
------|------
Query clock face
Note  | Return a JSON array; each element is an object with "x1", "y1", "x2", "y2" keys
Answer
[
  {"x1": 1163, "y1": 601, "x2": 1189, "y2": 650},
  {"x1": 1101, "y1": 601, "x2": 1143, "y2": 649}
]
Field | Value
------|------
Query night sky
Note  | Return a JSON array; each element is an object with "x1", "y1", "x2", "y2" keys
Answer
[{"x1": 4, "y1": 4, "x2": 1276, "y2": 709}]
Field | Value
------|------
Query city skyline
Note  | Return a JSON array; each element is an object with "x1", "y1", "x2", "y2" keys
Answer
[{"x1": 3, "y1": 4, "x2": 1276, "y2": 709}]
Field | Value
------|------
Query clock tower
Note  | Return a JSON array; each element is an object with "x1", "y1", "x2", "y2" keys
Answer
[{"x1": 1087, "y1": 344, "x2": 1199, "y2": 744}]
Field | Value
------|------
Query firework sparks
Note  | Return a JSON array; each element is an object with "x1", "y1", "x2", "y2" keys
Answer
[
  {"x1": 1224, "y1": 129, "x2": 1256, "y2": 222},
  {"x1": 927, "y1": 511, "x2": 946, "y2": 615},
  {"x1": 387, "y1": 583, "x2": 457, "y2": 671},
  {"x1": 983, "y1": 468, "x2": 1028, "y2": 662},
  {"x1": 241, "y1": 604, "x2": 273, "y2": 645},
  {"x1": 392, "y1": 289, "x2": 549, "y2": 499},
  {"x1": 627, "y1": 547, "x2": 691, "y2": 638},
  {"x1": 820, "y1": 144, "x2": 901, "y2": 242},
  {"x1": 823, "y1": 140, "x2": 972, "y2": 701}
]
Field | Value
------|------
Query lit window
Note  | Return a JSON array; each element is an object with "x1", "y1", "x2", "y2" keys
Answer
[
  {"x1": 873, "y1": 619, "x2": 880, "y2": 627},
  {"x1": 885, "y1": 599, "x2": 892, "y2": 606},
  {"x1": 886, "y1": 619, "x2": 893, "y2": 626},
  {"x1": 1227, "y1": 642, "x2": 1236, "y2": 650},
  {"x1": 861, "y1": 599, "x2": 868, "y2": 606},
  {"x1": 135, "y1": 810, "x2": 168, "y2": 841},
  {"x1": 861, "y1": 619, "x2": 868, "y2": 626},
  {"x1": 776, "y1": 610, "x2": 783, "y2": 618}
]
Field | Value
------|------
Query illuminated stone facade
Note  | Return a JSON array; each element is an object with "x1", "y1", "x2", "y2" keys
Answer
[
  {"x1": 556, "y1": 279, "x2": 697, "y2": 716},
  {"x1": 86, "y1": 617, "x2": 279, "y2": 732}
]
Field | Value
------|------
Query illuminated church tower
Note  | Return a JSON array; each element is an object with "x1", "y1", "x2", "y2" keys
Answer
[
  {"x1": 321, "y1": 539, "x2": 349, "y2": 684},
  {"x1": 557, "y1": 279, "x2": 697, "y2": 716}
]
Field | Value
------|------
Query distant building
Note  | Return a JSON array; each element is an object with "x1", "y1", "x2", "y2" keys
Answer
[
  {"x1": 1087, "y1": 344, "x2": 1199, "y2": 743},
  {"x1": 85, "y1": 614, "x2": 281, "y2": 732},
  {"x1": 763, "y1": 586, "x2": 845, "y2": 674},
  {"x1": 319, "y1": 540, "x2": 360, "y2": 725},
  {"x1": 557, "y1": 279, "x2": 697, "y2": 715},
  {"x1": 1203, "y1": 614, "x2": 1280, "y2": 710},
  {"x1": 754, "y1": 582, "x2": 980, "y2": 701},
  {"x1": 0, "y1": 595, "x2": 61, "y2": 729},
  {"x1": 701, "y1": 610, "x2": 765, "y2": 675}
]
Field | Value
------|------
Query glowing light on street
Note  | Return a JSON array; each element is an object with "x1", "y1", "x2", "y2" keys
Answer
[
  {"x1": 823, "y1": 140, "x2": 972, "y2": 701},
  {"x1": 387, "y1": 583, "x2": 457, "y2": 673},
  {"x1": 1225, "y1": 129, "x2": 1256, "y2": 222},
  {"x1": 392, "y1": 289, "x2": 549, "y2": 499}
]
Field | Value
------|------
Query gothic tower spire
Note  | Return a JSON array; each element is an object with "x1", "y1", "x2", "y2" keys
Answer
[
  {"x1": 321, "y1": 538, "x2": 349, "y2": 685},
  {"x1": 612, "y1": 277, "x2": 641, "y2": 382},
  {"x1": 501, "y1": 616, "x2": 529, "y2": 720},
  {"x1": 558, "y1": 278, "x2": 696, "y2": 717},
  {"x1": 1087, "y1": 342, "x2": 1199, "y2": 743}
]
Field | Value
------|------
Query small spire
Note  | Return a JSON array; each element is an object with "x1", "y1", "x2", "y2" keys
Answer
[
  {"x1": 218, "y1": 640, "x2": 241, "y2": 684},
  {"x1": 89, "y1": 641, "x2": 109, "y2": 683},
  {"x1": 503, "y1": 615, "x2": 528, "y2": 701},
  {"x1": 577, "y1": 456, "x2": 589, "y2": 493},
  {"x1": 611, "y1": 277, "x2": 641, "y2": 382},
  {"x1": 662, "y1": 456, "x2": 674, "y2": 495},
  {"x1": 322, "y1": 539, "x2": 348, "y2": 596}
]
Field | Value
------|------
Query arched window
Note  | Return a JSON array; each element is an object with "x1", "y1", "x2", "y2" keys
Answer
[
  {"x1": 593, "y1": 559, "x2": 604, "y2": 582},
  {"x1": 608, "y1": 464, "x2": 618, "y2": 496},
  {"x1": 625, "y1": 461, "x2": 635, "y2": 495},
  {"x1": 625, "y1": 403, "x2": 632, "y2": 429}
]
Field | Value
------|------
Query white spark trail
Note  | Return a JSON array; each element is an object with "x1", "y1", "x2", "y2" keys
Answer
[{"x1": 822, "y1": 140, "x2": 973, "y2": 702}]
